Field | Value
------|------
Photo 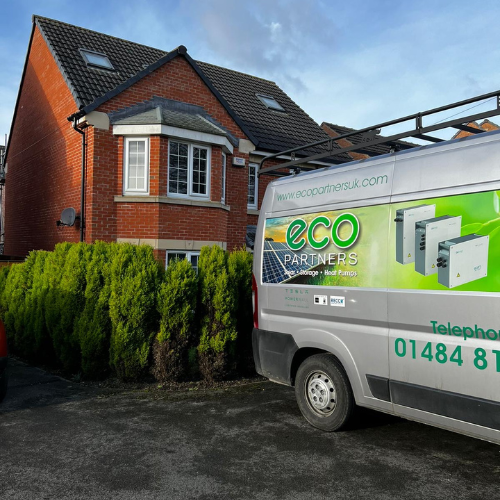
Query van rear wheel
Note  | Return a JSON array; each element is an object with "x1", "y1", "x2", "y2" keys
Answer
[{"x1": 295, "y1": 353, "x2": 354, "y2": 431}]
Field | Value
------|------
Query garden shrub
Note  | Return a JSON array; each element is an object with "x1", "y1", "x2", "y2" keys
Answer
[
  {"x1": 75, "y1": 241, "x2": 117, "y2": 379},
  {"x1": 109, "y1": 244, "x2": 163, "y2": 380},
  {"x1": 49, "y1": 243, "x2": 93, "y2": 372},
  {"x1": 153, "y1": 258, "x2": 197, "y2": 382},
  {"x1": 228, "y1": 249, "x2": 254, "y2": 374},
  {"x1": 197, "y1": 245, "x2": 237, "y2": 382},
  {"x1": 0, "y1": 240, "x2": 256, "y2": 383},
  {"x1": 1, "y1": 252, "x2": 37, "y2": 353},
  {"x1": 24, "y1": 250, "x2": 52, "y2": 361},
  {"x1": 0, "y1": 265, "x2": 10, "y2": 301},
  {"x1": 43, "y1": 242, "x2": 73, "y2": 341},
  {"x1": 0, "y1": 265, "x2": 10, "y2": 327}
]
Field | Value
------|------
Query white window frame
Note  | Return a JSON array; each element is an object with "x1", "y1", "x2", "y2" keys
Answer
[
  {"x1": 168, "y1": 140, "x2": 211, "y2": 200},
  {"x1": 123, "y1": 137, "x2": 150, "y2": 195},
  {"x1": 221, "y1": 152, "x2": 227, "y2": 204},
  {"x1": 247, "y1": 162, "x2": 258, "y2": 209},
  {"x1": 166, "y1": 251, "x2": 201, "y2": 272}
]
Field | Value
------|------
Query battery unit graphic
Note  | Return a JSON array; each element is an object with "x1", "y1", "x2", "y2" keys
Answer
[
  {"x1": 415, "y1": 215, "x2": 461, "y2": 276},
  {"x1": 395, "y1": 204, "x2": 436, "y2": 264},
  {"x1": 437, "y1": 234, "x2": 489, "y2": 288}
]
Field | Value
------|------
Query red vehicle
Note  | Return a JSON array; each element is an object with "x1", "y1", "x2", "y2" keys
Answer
[{"x1": 0, "y1": 320, "x2": 7, "y2": 402}]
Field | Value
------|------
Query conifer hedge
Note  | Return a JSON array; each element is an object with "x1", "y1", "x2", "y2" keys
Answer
[
  {"x1": 0, "y1": 242, "x2": 254, "y2": 382},
  {"x1": 153, "y1": 258, "x2": 197, "y2": 382},
  {"x1": 197, "y1": 245, "x2": 237, "y2": 382}
]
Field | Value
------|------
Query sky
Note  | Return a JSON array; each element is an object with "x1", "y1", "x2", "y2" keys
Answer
[{"x1": 1, "y1": 0, "x2": 500, "y2": 147}]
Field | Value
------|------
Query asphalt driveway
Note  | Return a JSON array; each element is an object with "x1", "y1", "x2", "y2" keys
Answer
[{"x1": 1, "y1": 358, "x2": 499, "y2": 500}]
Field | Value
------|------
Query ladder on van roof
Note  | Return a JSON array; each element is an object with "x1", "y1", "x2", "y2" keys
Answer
[{"x1": 258, "y1": 89, "x2": 500, "y2": 177}]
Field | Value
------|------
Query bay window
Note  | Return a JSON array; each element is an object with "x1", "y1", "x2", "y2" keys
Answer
[{"x1": 168, "y1": 141, "x2": 210, "y2": 198}]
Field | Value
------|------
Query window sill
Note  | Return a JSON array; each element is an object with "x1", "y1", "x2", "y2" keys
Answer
[
  {"x1": 114, "y1": 195, "x2": 230, "y2": 211},
  {"x1": 247, "y1": 208, "x2": 259, "y2": 216}
]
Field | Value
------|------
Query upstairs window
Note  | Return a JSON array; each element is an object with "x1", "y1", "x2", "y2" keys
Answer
[
  {"x1": 168, "y1": 141, "x2": 210, "y2": 199},
  {"x1": 248, "y1": 163, "x2": 258, "y2": 209},
  {"x1": 123, "y1": 137, "x2": 149, "y2": 195},
  {"x1": 256, "y1": 94, "x2": 285, "y2": 112},
  {"x1": 80, "y1": 49, "x2": 114, "y2": 70}
]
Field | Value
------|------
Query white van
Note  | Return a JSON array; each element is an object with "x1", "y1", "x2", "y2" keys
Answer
[{"x1": 252, "y1": 122, "x2": 500, "y2": 444}]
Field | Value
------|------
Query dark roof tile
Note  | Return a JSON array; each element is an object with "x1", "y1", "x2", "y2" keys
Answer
[
  {"x1": 34, "y1": 16, "x2": 350, "y2": 161},
  {"x1": 111, "y1": 96, "x2": 238, "y2": 146}
]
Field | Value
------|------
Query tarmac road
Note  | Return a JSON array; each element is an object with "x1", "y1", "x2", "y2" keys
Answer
[{"x1": 1, "y1": 358, "x2": 499, "y2": 500}]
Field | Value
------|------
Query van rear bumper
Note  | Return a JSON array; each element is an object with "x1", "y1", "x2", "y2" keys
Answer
[{"x1": 252, "y1": 328, "x2": 298, "y2": 386}]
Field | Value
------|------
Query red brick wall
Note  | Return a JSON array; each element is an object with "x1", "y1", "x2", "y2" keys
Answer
[{"x1": 4, "y1": 26, "x2": 81, "y2": 256}]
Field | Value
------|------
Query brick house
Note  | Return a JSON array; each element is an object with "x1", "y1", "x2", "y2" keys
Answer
[
  {"x1": 4, "y1": 16, "x2": 348, "y2": 264},
  {"x1": 321, "y1": 122, "x2": 416, "y2": 161},
  {"x1": 451, "y1": 119, "x2": 499, "y2": 139}
]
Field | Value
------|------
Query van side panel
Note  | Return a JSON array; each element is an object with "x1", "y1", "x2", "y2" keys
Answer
[{"x1": 388, "y1": 133, "x2": 500, "y2": 443}]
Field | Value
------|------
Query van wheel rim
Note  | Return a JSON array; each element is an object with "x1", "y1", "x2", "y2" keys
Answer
[{"x1": 306, "y1": 371, "x2": 336, "y2": 415}]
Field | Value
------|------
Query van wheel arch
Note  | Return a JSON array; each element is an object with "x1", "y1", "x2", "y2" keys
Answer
[{"x1": 291, "y1": 348, "x2": 347, "y2": 386}]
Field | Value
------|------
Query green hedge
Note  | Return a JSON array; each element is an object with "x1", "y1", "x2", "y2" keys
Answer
[
  {"x1": 0, "y1": 242, "x2": 254, "y2": 382},
  {"x1": 109, "y1": 244, "x2": 163, "y2": 380},
  {"x1": 197, "y1": 245, "x2": 237, "y2": 382},
  {"x1": 153, "y1": 258, "x2": 197, "y2": 382}
]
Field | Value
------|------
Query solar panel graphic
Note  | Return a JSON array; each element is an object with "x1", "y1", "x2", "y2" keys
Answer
[{"x1": 262, "y1": 241, "x2": 317, "y2": 284}]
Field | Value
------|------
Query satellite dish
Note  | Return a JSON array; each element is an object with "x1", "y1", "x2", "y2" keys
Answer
[{"x1": 60, "y1": 208, "x2": 76, "y2": 227}]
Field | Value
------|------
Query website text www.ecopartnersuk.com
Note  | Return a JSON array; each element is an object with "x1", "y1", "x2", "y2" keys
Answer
[{"x1": 276, "y1": 175, "x2": 389, "y2": 202}]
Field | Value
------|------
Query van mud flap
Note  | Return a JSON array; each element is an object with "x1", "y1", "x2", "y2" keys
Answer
[{"x1": 252, "y1": 328, "x2": 298, "y2": 386}]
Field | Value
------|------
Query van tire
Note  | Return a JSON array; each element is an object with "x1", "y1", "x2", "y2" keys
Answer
[{"x1": 295, "y1": 353, "x2": 354, "y2": 431}]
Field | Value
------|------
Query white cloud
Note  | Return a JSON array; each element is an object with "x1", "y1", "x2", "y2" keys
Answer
[{"x1": 3, "y1": 0, "x2": 500, "y2": 144}]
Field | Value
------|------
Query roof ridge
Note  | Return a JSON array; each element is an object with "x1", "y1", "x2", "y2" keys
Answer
[{"x1": 33, "y1": 15, "x2": 169, "y2": 55}]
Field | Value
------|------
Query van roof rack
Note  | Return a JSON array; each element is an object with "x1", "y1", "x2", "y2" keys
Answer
[{"x1": 258, "y1": 89, "x2": 500, "y2": 177}]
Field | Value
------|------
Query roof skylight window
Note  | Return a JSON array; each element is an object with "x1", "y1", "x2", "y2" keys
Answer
[
  {"x1": 80, "y1": 49, "x2": 114, "y2": 70},
  {"x1": 256, "y1": 94, "x2": 285, "y2": 112}
]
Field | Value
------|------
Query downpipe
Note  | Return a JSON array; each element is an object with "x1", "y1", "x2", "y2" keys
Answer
[{"x1": 72, "y1": 118, "x2": 86, "y2": 242}]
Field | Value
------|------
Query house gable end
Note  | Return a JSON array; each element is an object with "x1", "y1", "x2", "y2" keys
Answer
[
  {"x1": 95, "y1": 56, "x2": 249, "y2": 142},
  {"x1": 4, "y1": 25, "x2": 87, "y2": 256}
]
